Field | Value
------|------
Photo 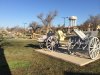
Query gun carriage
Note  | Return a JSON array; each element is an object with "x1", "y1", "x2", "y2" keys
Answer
[
  {"x1": 38, "y1": 29, "x2": 100, "y2": 59},
  {"x1": 67, "y1": 29, "x2": 100, "y2": 59}
]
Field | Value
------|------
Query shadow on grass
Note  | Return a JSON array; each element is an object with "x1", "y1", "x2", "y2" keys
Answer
[
  {"x1": 25, "y1": 44, "x2": 40, "y2": 49},
  {"x1": 25, "y1": 43, "x2": 90, "y2": 59},
  {"x1": 64, "y1": 71, "x2": 99, "y2": 75},
  {"x1": 0, "y1": 45, "x2": 12, "y2": 75},
  {"x1": 55, "y1": 47, "x2": 69, "y2": 54}
]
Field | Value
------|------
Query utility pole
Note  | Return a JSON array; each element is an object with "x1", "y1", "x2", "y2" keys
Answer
[
  {"x1": 62, "y1": 17, "x2": 68, "y2": 27},
  {"x1": 24, "y1": 23, "x2": 27, "y2": 35}
]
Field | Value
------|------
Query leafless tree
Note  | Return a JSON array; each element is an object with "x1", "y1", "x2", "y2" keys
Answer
[
  {"x1": 29, "y1": 21, "x2": 42, "y2": 38},
  {"x1": 29, "y1": 21, "x2": 39, "y2": 33},
  {"x1": 83, "y1": 14, "x2": 100, "y2": 30},
  {"x1": 37, "y1": 11, "x2": 58, "y2": 33},
  {"x1": 7, "y1": 26, "x2": 25, "y2": 33}
]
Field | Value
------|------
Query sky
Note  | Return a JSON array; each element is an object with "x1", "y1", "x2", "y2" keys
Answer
[{"x1": 0, "y1": 0, "x2": 100, "y2": 28}]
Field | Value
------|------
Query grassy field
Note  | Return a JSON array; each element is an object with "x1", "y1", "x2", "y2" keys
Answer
[{"x1": 0, "y1": 39, "x2": 100, "y2": 75}]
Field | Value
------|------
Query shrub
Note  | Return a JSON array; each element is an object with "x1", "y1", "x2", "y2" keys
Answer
[{"x1": 0, "y1": 34, "x2": 13, "y2": 46}]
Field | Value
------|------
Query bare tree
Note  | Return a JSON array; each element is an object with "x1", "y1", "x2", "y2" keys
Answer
[
  {"x1": 29, "y1": 21, "x2": 39, "y2": 33},
  {"x1": 82, "y1": 14, "x2": 100, "y2": 30},
  {"x1": 29, "y1": 21, "x2": 41, "y2": 38},
  {"x1": 37, "y1": 11, "x2": 58, "y2": 33},
  {"x1": 7, "y1": 26, "x2": 25, "y2": 33}
]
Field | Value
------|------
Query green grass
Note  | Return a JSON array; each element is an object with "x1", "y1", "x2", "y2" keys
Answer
[
  {"x1": 1, "y1": 39, "x2": 100, "y2": 75},
  {"x1": 9, "y1": 61, "x2": 31, "y2": 69}
]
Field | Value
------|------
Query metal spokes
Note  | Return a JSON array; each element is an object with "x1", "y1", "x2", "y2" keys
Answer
[
  {"x1": 46, "y1": 36, "x2": 58, "y2": 51},
  {"x1": 88, "y1": 37, "x2": 100, "y2": 59}
]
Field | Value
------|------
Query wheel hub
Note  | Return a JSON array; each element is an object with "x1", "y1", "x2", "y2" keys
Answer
[{"x1": 51, "y1": 41, "x2": 55, "y2": 46}]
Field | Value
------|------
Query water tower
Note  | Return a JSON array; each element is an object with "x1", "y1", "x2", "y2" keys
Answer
[{"x1": 69, "y1": 16, "x2": 77, "y2": 26}]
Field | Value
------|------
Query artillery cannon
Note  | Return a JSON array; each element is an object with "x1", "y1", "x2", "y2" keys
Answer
[
  {"x1": 37, "y1": 30, "x2": 56, "y2": 49},
  {"x1": 38, "y1": 29, "x2": 100, "y2": 59},
  {"x1": 67, "y1": 29, "x2": 100, "y2": 59}
]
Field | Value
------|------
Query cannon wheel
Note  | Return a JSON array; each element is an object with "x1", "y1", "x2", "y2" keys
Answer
[
  {"x1": 46, "y1": 36, "x2": 58, "y2": 51},
  {"x1": 88, "y1": 37, "x2": 100, "y2": 59}
]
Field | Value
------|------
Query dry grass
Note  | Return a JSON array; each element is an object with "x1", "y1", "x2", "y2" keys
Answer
[{"x1": 1, "y1": 39, "x2": 100, "y2": 75}]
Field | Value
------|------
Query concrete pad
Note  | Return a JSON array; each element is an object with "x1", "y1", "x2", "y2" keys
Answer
[{"x1": 35, "y1": 49, "x2": 100, "y2": 66}]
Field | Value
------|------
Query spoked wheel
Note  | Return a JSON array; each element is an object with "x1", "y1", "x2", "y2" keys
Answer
[
  {"x1": 88, "y1": 37, "x2": 100, "y2": 59},
  {"x1": 46, "y1": 36, "x2": 58, "y2": 51}
]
